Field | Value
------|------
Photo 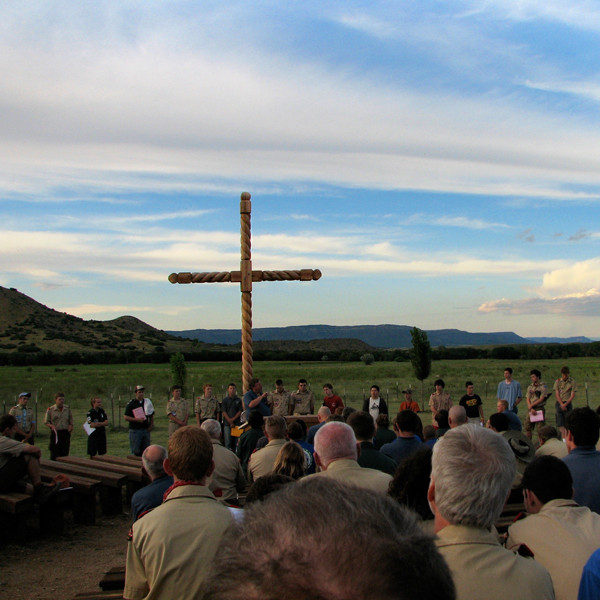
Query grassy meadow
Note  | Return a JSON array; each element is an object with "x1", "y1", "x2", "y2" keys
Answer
[{"x1": 1, "y1": 357, "x2": 599, "y2": 458}]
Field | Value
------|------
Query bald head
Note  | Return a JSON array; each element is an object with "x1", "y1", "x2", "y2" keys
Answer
[
  {"x1": 141, "y1": 445, "x2": 168, "y2": 481},
  {"x1": 314, "y1": 422, "x2": 358, "y2": 470},
  {"x1": 318, "y1": 406, "x2": 331, "y2": 422},
  {"x1": 448, "y1": 405, "x2": 467, "y2": 428}
]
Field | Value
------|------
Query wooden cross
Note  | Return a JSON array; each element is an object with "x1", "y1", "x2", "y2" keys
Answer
[{"x1": 168, "y1": 192, "x2": 322, "y2": 393}]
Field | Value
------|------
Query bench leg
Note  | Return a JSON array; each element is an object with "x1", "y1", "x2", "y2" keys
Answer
[
  {"x1": 0, "y1": 512, "x2": 28, "y2": 545},
  {"x1": 100, "y1": 487, "x2": 123, "y2": 516},
  {"x1": 73, "y1": 493, "x2": 97, "y2": 524},
  {"x1": 39, "y1": 500, "x2": 66, "y2": 536}
]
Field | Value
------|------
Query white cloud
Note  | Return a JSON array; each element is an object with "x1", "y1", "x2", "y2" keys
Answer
[
  {"x1": 59, "y1": 303, "x2": 204, "y2": 317},
  {"x1": 408, "y1": 214, "x2": 510, "y2": 230},
  {"x1": 478, "y1": 288, "x2": 600, "y2": 316}
]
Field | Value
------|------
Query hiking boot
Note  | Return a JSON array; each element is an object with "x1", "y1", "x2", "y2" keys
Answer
[{"x1": 34, "y1": 481, "x2": 62, "y2": 505}]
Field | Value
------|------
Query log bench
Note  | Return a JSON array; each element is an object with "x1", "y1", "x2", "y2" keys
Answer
[
  {"x1": 40, "y1": 469, "x2": 101, "y2": 524},
  {"x1": 41, "y1": 459, "x2": 127, "y2": 516},
  {"x1": 73, "y1": 592, "x2": 123, "y2": 599},
  {"x1": 59, "y1": 456, "x2": 146, "y2": 503},
  {"x1": 99, "y1": 566, "x2": 125, "y2": 591},
  {"x1": 0, "y1": 488, "x2": 71, "y2": 544}
]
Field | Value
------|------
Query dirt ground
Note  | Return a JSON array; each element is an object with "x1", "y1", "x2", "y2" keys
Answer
[{"x1": 0, "y1": 510, "x2": 130, "y2": 600}]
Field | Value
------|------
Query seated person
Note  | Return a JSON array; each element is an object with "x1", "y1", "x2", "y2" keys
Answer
[{"x1": 0, "y1": 414, "x2": 60, "y2": 504}]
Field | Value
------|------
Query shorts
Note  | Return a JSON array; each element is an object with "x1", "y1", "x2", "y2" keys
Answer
[
  {"x1": 555, "y1": 402, "x2": 573, "y2": 428},
  {"x1": 0, "y1": 455, "x2": 27, "y2": 493},
  {"x1": 88, "y1": 429, "x2": 107, "y2": 456},
  {"x1": 524, "y1": 407, "x2": 545, "y2": 432}
]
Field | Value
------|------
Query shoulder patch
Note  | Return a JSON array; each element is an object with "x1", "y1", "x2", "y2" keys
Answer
[{"x1": 515, "y1": 543, "x2": 535, "y2": 558}]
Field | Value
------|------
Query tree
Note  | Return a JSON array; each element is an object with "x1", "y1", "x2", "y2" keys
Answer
[
  {"x1": 360, "y1": 353, "x2": 375, "y2": 365},
  {"x1": 410, "y1": 327, "x2": 431, "y2": 409},
  {"x1": 170, "y1": 352, "x2": 187, "y2": 391}
]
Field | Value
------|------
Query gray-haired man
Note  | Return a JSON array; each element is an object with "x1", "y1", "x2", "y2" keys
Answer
[
  {"x1": 130, "y1": 445, "x2": 173, "y2": 521},
  {"x1": 428, "y1": 424, "x2": 555, "y2": 600}
]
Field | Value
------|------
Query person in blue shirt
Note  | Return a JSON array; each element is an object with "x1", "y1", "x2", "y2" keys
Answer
[
  {"x1": 243, "y1": 378, "x2": 270, "y2": 419},
  {"x1": 131, "y1": 445, "x2": 173, "y2": 521},
  {"x1": 380, "y1": 410, "x2": 425, "y2": 465}
]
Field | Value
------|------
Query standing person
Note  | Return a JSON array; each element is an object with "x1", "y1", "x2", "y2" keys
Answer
[
  {"x1": 221, "y1": 383, "x2": 243, "y2": 451},
  {"x1": 44, "y1": 392, "x2": 73, "y2": 460},
  {"x1": 554, "y1": 366, "x2": 577, "y2": 439},
  {"x1": 86, "y1": 397, "x2": 108, "y2": 458},
  {"x1": 322, "y1": 383, "x2": 344, "y2": 414},
  {"x1": 497, "y1": 367, "x2": 522, "y2": 414},
  {"x1": 399, "y1": 388, "x2": 420, "y2": 413},
  {"x1": 459, "y1": 381, "x2": 484, "y2": 426},
  {"x1": 268, "y1": 379, "x2": 292, "y2": 417},
  {"x1": 243, "y1": 378, "x2": 270, "y2": 419},
  {"x1": 362, "y1": 385, "x2": 389, "y2": 421},
  {"x1": 428, "y1": 379, "x2": 452, "y2": 428},
  {"x1": 166, "y1": 385, "x2": 189, "y2": 438},
  {"x1": 124, "y1": 385, "x2": 154, "y2": 457},
  {"x1": 195, "y1": 384, "x2": 221, "y2": 425},
  {"x1": 291, "y1": 379, "x2": 315, "y2": 415},
  {"x1": 525, "y1": 369, "x2": 549, "y2": 440},
  {"x1": 10, "y1": 392, "x2": 36, "y2": 444}
]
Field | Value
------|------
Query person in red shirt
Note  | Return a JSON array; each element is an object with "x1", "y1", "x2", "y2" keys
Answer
[
  {"x1": 399, "y1": 389, "x2": 420, "y2": 413},
  {"x1": 322, "y1": 384, "x2": 344, "y2": 414}
]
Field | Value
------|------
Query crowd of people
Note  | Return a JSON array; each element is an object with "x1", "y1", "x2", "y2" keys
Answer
[{"x1": 1, "y1": 365, "x2": 599, "y2": 599}]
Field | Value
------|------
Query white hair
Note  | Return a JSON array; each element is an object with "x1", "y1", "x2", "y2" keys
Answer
[
  {"x1": 448, "y1": 405, "x2": 467, "y2": 427},
  {"x1": 141, "y1": 445, "x2": 168, "y2": 479},
  {"x1": 201, "y1": 419, "x2": 222, "y2": 440},
  {"x1": 431, "y1": 424, "x2": 516, "y2": 529},
  {"x1": 314, "y1": 422, "x2": 357, "y2": 468}
]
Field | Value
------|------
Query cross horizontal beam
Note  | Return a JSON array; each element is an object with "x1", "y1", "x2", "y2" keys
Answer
[{"x1": 168, "y1": 269, "x2": 322, "y2": 284}]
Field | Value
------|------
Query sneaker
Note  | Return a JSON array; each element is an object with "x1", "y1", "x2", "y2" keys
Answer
[{"x1": 34, "y1": 481, "x2": 62, "y2": 506}]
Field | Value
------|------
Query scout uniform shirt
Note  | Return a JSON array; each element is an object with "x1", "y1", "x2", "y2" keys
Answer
[
  {"x1": 527, "y1": 380, "x2": 549, "y2": 409},
  {"x1": 44, "y1": 403, "x2": 73, "y2": 430},
  {"x1": 429, "y1": 392, "x2": 452, "y2": 426},
  {"x1": 9, "y1": 404, "x2": 35, "y2": 434},
  {"x1": 166, "y1": 397, "x2": 190, "y2": 435},
  {"x1": 195, "y1": 396, "x2": 219, "y2": 421},
  {"x1": 554, "y1": 376, "x2": 577, "y2": 404},
  {"x1": 291, "y1": 389, "x2": 315, "y2": 415},
  {"x1": 268, "y1": 389, "x2": 292, "y2": 417}
]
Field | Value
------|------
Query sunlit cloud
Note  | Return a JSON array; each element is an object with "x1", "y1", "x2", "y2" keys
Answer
[{"x1": 479, "y1": 289, "x2": 600, "y2": 316}]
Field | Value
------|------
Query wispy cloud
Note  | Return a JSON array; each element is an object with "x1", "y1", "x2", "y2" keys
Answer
[
  {"x1": 517, "y1": 228, "x2": 535, "y2": 242},
  {"x1": 569, "y1": 228, "x2": 592, "y2": 242},
  {"x1": 407, "y1": 214, "x2": 510, "y2": 230}
]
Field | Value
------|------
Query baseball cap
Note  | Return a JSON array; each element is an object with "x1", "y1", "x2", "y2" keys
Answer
[
  {"x1": 19, "y1": 392, "x2": 31, "y2": 398},
  {"x1": 135, "y1": 385, "x2": 145, "y2": 392}
]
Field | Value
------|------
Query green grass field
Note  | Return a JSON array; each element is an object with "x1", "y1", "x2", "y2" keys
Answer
[{"x1": 2, "y1": 357, "x2": 598, "y2": 458}]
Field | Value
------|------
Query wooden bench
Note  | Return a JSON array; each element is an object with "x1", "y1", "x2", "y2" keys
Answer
[
  {"x1": 0, "y1": 492, "x2": 34, "y2": 544},
  {"x1": 99, "y1": 566, "x2": 125, "y2": 591},
  {"x1": 59, "y1": 456, "x2": 146, "y2": 503},
  {"x1": 127, "y1": 455, "x2": 143, "y2": 462},
  {"x1": 40, "y1": 469, "x2": 101, "y2": 524},
  {"x1": 73, "y1": 592, "x2": 123, "y2": 599},
  {"x1": 41, "y1": 459, "x2": 127, "y2": 516},
  {"x1": 0, "y1": 488, "x2": 71, "y2": 544}
]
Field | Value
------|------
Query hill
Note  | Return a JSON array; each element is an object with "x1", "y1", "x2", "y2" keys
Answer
[
  {"x1": 168, "y1": 324, "x2": 534, "y2": 348},
  {"x1": 0, "y1": 286, "x2": 197, "y2": 354}
]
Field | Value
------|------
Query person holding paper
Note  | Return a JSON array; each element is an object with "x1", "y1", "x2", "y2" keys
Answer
[
  {"x1": 44, "y1": 392, "x2": 73, "y2": 460},
  {"x1": 86, "y1": 397, "x2": 108, "y2": 458},
  {"x1": 125, "y1": 385, "x2": 154, "y2": 456},
  {"x1": 525, "y1": 369, "x2": 549, "y2": 440}
]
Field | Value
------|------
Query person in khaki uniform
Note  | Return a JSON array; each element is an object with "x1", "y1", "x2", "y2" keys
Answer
[
  {"x1": 44, "y1": 392, "x2": 73, "y2": 460},
  {"x1": 9, "y1": 392, "x2": 36, "y2": 444},
  {"x1": 290, "y1": 379, "x2": 315, "y2": 415},
  {"x1": 554, "y1": 366, "x2": 577, "y2": 439},
  {"x1": 195, "y1": 384, "x2": 220, "y2": 425},
  {"x1": 267, "y1": 379, "x2": 292, "y2": 417},
  {"x1": 125, "y1": 427, "x2": 233, "y2": 600},
  {"x1": 166, "y1": 385, "x2": 189, "y2": 437},
  {"x1": 303, "y1": 421, "x2": 392, "y2": 495},
  {"x1": 535, "y1": 426, "x2": 568, "y2": 459},
  {"x1": 429, "y1": 378, "x2": 452, "y2": 427},
  {"x1": 201, "y1": 419, "x2": 245, "y2": 505},
  {"x1": 428, "y1": 425, "x2": 555, "y2": 600},
  {"x1": 525, "y1": 369, "x2": 549, "y2": 440},
  {"x1": 248, "y1": 415, "x2": 287, "y2": 483},
  {"x1": 507, "y1": 455, "x2": 600, "y2": 600}
]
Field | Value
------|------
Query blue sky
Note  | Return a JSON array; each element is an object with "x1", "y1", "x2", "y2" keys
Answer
[{"x1": 2, "y1": 1, "x2": 600, "y2": 338}]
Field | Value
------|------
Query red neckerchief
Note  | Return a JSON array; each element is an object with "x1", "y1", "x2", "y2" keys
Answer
[{"x1": 162, "y1": 480, "x2": 205, "y2": 502}]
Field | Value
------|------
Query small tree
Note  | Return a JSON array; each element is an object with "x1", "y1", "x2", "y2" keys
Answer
[
  {"x1": 361, "y1": 353, "x2": 375, "y2": 365},
  {"x1": 170, "y1": 352, "x2": 187, "y2": 392},
  {"x1": 410, "y1": 327, "x2": 431, "y2": 409}
]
